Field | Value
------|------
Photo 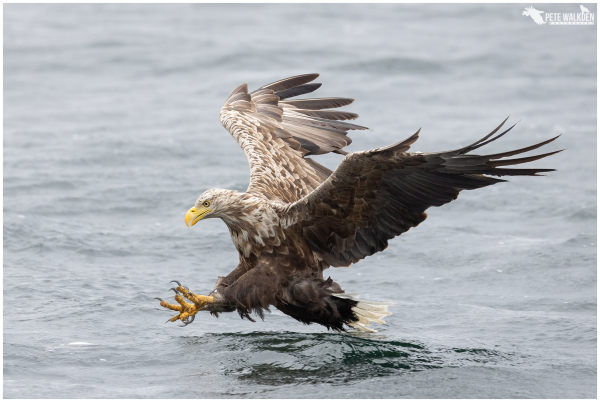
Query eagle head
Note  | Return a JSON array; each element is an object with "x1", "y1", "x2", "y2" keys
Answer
[{"x1": 185, "y1": 188, "x2": 240, "y2": 227}]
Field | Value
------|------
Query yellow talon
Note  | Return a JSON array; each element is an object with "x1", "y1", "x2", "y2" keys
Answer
[
  {"x1": 156, "y1": 284, "x2": 215, "y2": 325},
  {"x1": 184, "y1": 292, "x2": 214, "y2": 308},
  {"x1": 156, "y1": 299, "x2": 183, "y2": 312},
  {"x1": 174, "y1": 294, "x2": 194, "y2": 309}
]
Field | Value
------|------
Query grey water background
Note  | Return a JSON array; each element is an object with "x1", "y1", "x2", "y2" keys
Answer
[{"x1": 3, "y1": 3, "x2": 596, "y2": 398}]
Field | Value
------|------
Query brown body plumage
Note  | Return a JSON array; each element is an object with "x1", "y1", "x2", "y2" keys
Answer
[{"x1": 157, "y1": 73, "x2": 561, "y2": 332}]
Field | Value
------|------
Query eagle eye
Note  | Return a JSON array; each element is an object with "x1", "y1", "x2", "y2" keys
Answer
[{"x1": 203, "y1": 200, "x2": 211, "y2": 208}]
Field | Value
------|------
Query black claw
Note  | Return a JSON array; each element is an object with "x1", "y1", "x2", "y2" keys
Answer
[
  {"x1": 155, "y1": 297, "x2": 164, "y2": 302},
  {"x1": 170, "y1": 288, "x2": 180, "y2": 295},
  {"x1": 171, "y1": 280, "x2": 182, "y2": 286},
  {"x1": 177, "y1": 315, "x2": 195, "y2": 327},
  {"x1": 185, "y1": 292, "x2": 193, "y2": 298}
]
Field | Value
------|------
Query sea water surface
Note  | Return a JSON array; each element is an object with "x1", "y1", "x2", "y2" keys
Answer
[{"x1": 4, "y1": 4, "x2": 597, "y2": 398}]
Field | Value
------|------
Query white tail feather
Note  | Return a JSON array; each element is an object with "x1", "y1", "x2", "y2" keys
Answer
[
  {"x1": 353, "y1": 306, "x2": 391, "y2": 320},
  {"x1": 331, "y1": 293, "x2": 361, "y2": 299},
  {"x1": 356, "y1": 301, "x2": 394, "y2": 310},
  {"x1": 332, "y1": 293, "x2": 394, "y2": 332},
  {"x1": 348, "y1": 322, "x2": 377, "y2": 332}
]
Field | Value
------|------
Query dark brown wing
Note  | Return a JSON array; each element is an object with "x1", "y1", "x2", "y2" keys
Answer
[
  {"x1": 220, "y1": 73, "x2": 367, "y2": 204},
  {"x1": 283, "y1": 118, "x2": 562, "y2": 268}
]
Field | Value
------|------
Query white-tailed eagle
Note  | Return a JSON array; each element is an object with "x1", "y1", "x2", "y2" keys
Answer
[{"x1": 156, "y1": 74, "x2": 560, "y2": 332}]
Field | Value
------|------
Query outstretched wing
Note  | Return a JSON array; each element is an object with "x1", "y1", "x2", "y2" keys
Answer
[
  {"x1": 283, "y1": 119, "x2": 561, "y2": 268},
  {"x1": 220, "y1": 74, "x2": 367, "y2": 204}
]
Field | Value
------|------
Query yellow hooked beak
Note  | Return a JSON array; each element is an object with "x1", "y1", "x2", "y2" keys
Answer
[{"x1": 184, "y1": 206, "x2": 211, "y2": 227}]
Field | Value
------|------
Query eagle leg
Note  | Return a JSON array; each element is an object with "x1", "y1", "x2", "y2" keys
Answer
[
  {"x1": 155, "y1": 283, "x2": 215, "y2": 326},
  {"x1": 183, "y1": 291, "x2": 214, "y2": 308}
]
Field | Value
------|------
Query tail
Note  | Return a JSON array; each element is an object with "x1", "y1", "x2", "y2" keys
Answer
[{"x1": 332, "y1": 293, "x2": 394, "y2": 332}]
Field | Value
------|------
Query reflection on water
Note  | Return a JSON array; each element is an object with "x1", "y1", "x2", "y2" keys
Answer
[{"x1": 180, "y1": 332, "x2": 520, "y2": 386}]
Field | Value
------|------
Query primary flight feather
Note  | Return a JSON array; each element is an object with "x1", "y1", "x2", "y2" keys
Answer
[{"x1": 156, "y1": 74, "x2": 560, "y2": 332}]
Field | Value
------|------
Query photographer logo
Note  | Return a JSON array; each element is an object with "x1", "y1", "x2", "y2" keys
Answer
[{"x1": 523, "y1": 5, "x2": 594, "y2": 25}]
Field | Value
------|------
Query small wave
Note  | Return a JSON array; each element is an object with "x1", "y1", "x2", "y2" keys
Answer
[
  {"x1": 335, "y1": 57, "x2": 445, "y2": 75},
  {"x1": 563, "y1": 233, "x2": 596, "y2": 247},
  {"x1": 569, "y1": 207, "x2": 597, "y2": 221},
  {"x1": 61, "y1": 342, "x2": 98, "y2": 347},
  {"x1": 88, "y1": 40, "x2": 127, "y2": 49}
]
